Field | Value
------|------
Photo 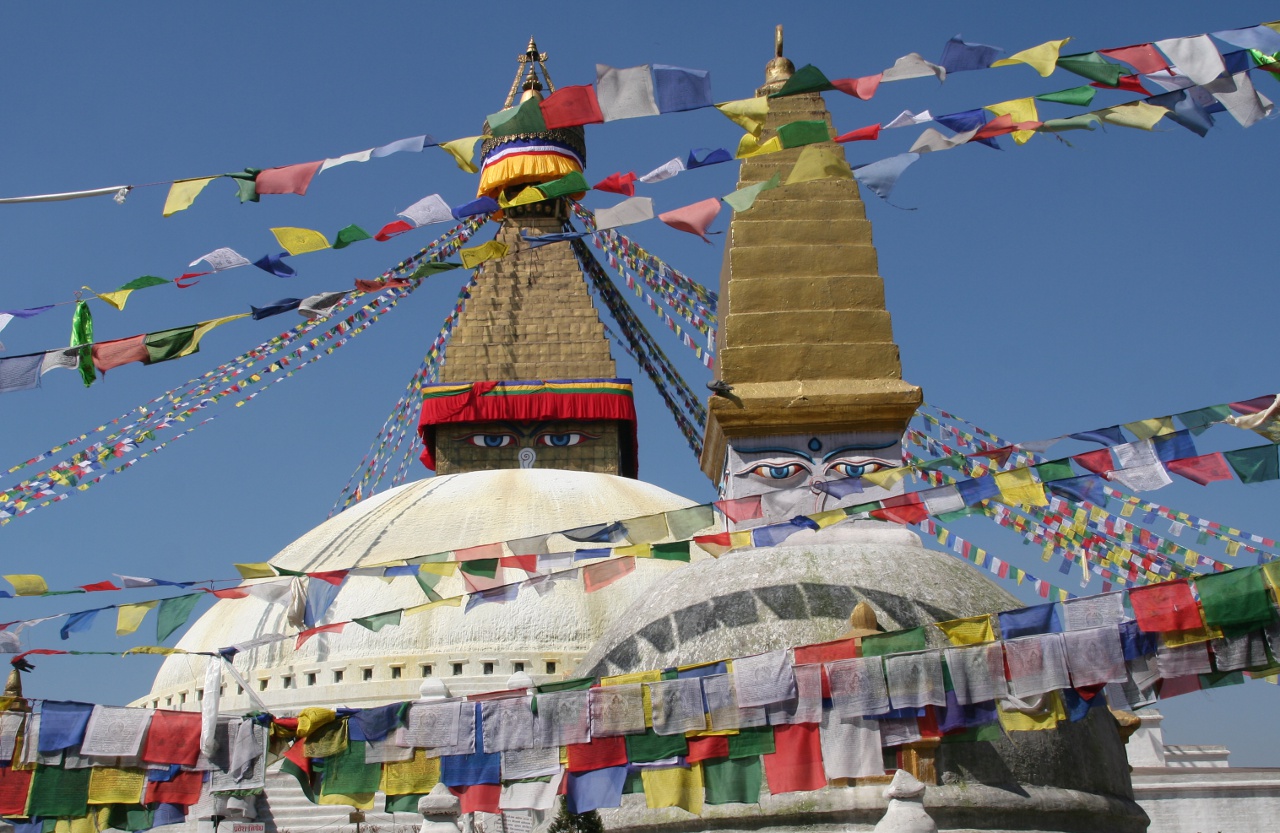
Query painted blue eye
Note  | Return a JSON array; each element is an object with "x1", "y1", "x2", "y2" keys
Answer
[
  {"x1": 460, "y1": 433, "x2": 515, "y2": 448},
  {"x1": 536, "y1": 432, "x2": 597, "y2": 447},
  {"x1": 746, "y1": 462, "x2": 806, "y2": 480},
  {"x1": 828, "y1": 460, "x2": 889, "y2": 478}
]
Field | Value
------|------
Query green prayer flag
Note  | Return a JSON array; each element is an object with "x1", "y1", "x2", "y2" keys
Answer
[
  {"x1": 941, "y1": 722, "x2": 1002, "y2": 743},
  {"x1": 537, "y1": 171, "x2": 590, "y2": 200},
  {"x1": 727, "y1": 725, "x2": 775, "y2": 758},
  {"x1": 1035, "y1": 85, "x2": 1097, "y2": 107},
  {"x1": 321, "y1": 740, "x2": 382, "y2": 796},
  {"x1": 459, "y1": 559, "x2": 499, "y2": 578},
  {"x1": 116, "y1": 275, "x2": 170, "y2": 292},
  {"x1": 70, "y1": 299, "x2": 95, "y2": 388},
  {"x1": 625, "y1": 729, "x2": 687, "y2": 762},
  {"x1": 722, "y1": 172, "x2": 781, "y2": 213},
  {"x1": 143, "y1": 325, "x2": 199, "y2": 364},
  {"x1": 920, "y1": 453, "x2": 966, "y2": 472},
  {"x1": 861, "y1": 626, "x2": 926, "y2": 657},
  {"x1": 414, "y1": 570, "x2": 444, "y2": 602},
  {"x1": 1176, "y1": 404, "x2": 1232, "y2": 435},
  {"x1": 225, "y1": 169, "x2": 261, "y2": 204},
  {"x1": 386, "y1": 793, "x2": 427, "y2": 813},
  {"x1": 281, "y1": 757, "x2": 317, "y2": 802},
  {"x1": 1039, "y1": 114, "x2": 1101, "y2": 132},
  {"x1": 770, "y1": 64, "x2": 835, "y2": 97},
  {"x1": 652, "y1": 541, "x2": 692, "y2": 562},
  {"x1": 28, "y1": 764, "x2": 91, "y2": 817},
  {"x1": 664, "y1": 505, "x2": 716, "y2": 539},
  {"x1": 1249, "y1": 50, "x2": 1280, "y2": 70},
  {"x1": 156, "y1": 592, "x2": 203, "y2": 642},
  {"x1": 409, "y1": 261, "x2": 462, "y2": 279},
  {"x1": 536, "y1": 677, "x2": 595, "y2": 693},
  {"x1": 488, "y1": 97, "x2": 548, "y2": 137},
  {"x1": 1035, "y1": 459, "x2": 1077, "y2": 483},
  {"x1": 936, "y1": 507, "x2": 981, "y2": 522},
  {"x1": 1195, "y1": 566, "x2": 1277, "y2": 634},
  {"x1": 1055, "y1": 52, "x2": 1123, "y2": 86},
  {"x1": 1224, "y1": 445, "x2": 1279, "y2": 484},
  {"x1": 703, "y1": 756, "x2": 762, "y2": 804},
  {"x1": 1200, "y1": 670, "x2": 1245, "y2": 689},
  {"x1": 622, "y1": 769, "x2": 644, "y2": 794},
  {"x1": 333, "y1": 224, "x2": 373, "y2": 249},
  {"x1": 354, "y1": 609, "x2": 402, "y2": 632},
  {"x1": 105, "y1": 805, "x2": 154, "y2": 832},
  {"x1": 777, "y1": 120, "x2": 831, "y2": 149}
]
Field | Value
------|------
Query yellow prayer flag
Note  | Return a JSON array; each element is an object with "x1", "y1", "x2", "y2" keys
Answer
[
  {"x1": 405, "y1": 597, "x2": 462, "y2": 615},
  {"x1": 811, "y1": 509, "x2": 847, "y2": 529},
  {"x1": 1124, "y1": 417, "x2": 1175, "y2": 439},
  {"x1": 1162, "y1": 624, "x2": 1224, "y2": 647},
  {"x1": 319, "y1": 792, "x2": 376, "y2": 810},
  {"x1": 116, "y1": 601, "x2": 159, "y2": 636},
  {"x1": 785, "y1": 145, "x2": 853, "y2": 184},
  {"x1": 88, "y1": 767, "x2": 146, "y2": 805},
  {"x1": 994, "y1": 467, "x2": 1048, "y2": 507},
  {"x1": 1098, "y1": 101, "x2": 1167, "y2": 131},
  {"x1": 418, "y1": 562, "x2": 458, "y2": 577},
  {"x1": 734, "y1": 132, "x2": 783, "y2": 159},
  {"x1": 183, "y1": 314, "x2": 250, "y2": 357},
  {"x1": 162, "y1": 177, "x2": 217, "y2": 217},
  {"x1": 985, "y1": 97, "x2": 1040, "y2": 144},
  {"x1": 123, "y1": 646, "x2": 182, "y2": 655},
  {"x1": 641, "y1": 763, "x2": 704, "y2": 814},
  {"x1": 990, "y1": 38, "x2": 1072, "y2": 77},
  {"x1": 603, "y1": 670, "x2": 660, "y2": 728},
  {"x1": 53, "y1": 818, "x2": 96, "y2": 833},
  {"x1": 380, "y1": 749, "x2": 441, "y2": 795},
  {"x1": 4, "y1": 574, "x2": 47, "y2": 596},
  {"x1": 615, "y1": 543, "x2": 652, "y2": 558},
  {"x1": 506, "y1": 186, "x2": 545, "y2": 207},
  {"x1": 716, "y1": 97, "x2": 770, "y2": 136},
  {"x1": 861, "y1": 466, "x2": 911, "y2": 489},
  {"x1": 1262, "y1": 561, "x2": 1280, "y2": 593},
  {"x1": 439, "y1": 136, "x2": 483, "y2": 174},
  {"x1": 93, "y1": 290, "x2": 132, "y2": 311},
  {"x1": 935, "y1": 614, "x2": 994, "y2": 646},
  {"x1": 997, "y1": 691, "x2": 1066, "y2": 732},
  {"x1": 271, "y1": 227, "x2": 332, "y2": 256},
  {"x1": 235, "y1": 563, "x2": 276, "y2": 579},
  {"x1": 459, "y1": 240, "x2": 510, "y2": 270}
]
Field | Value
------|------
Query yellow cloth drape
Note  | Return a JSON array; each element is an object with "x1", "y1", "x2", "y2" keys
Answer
[{"x1": 477, "y1": 152, "x2": 580, "y2": 199}]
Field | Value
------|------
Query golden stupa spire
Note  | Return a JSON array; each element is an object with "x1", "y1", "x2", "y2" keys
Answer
[{"x1": 503, "y1": 37, "x2": 557, "y2": 108}]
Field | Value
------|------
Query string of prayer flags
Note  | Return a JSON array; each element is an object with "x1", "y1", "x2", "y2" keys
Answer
[
  {"x1": 658, "y1": 199, "x2": 721, "y2": 242},
  {"x1": 271, "y1": 227, "x2": 331, "y2": 256},
  {"x1": 596, "y1": 65, "x2": 661, "y2": 121},
  {"x1": 992, "y1": 38, "x2": 1072, "y2": 76},
  {"x1": 255, "y1": 161, "x2": 323, "y2": 196},
  {"x1": 439, "y1": 137, "x2": 483, "y2": 174},
  {"x1": 939, "y1": 36, "x2": 1004, "y2": 73},
  {"x1": 91, "y1": 276, "x2": 170, "y2": 311},
  {"x1": 161, "y1": 177, "x2": 217, "y2": 217}
]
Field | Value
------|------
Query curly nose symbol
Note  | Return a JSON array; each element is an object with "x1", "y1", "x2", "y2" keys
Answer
[{"x1": 518, "y1": 448, "x2": 536, "y2": 469}]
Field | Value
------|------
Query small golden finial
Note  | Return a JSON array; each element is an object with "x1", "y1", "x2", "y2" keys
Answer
[
  {"x1": 840, "y1": 601, "x2": 882, "y2": 640},
  {"x1": 763, "y1": 24, "x2": 795, "y2": 89},
  {"x1": 504, "y1": 37, "x2": 555, "y2": 108}
]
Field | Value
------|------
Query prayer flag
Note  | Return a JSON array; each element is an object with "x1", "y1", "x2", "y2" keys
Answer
[
  {"x1": 439, "y1": 137, "x2": 482, "y2": 174},
  {"x1": 1055, "y1": 52, "x2": 1124, "y2": 86},
  {"x1": 487, "y1": 98, "x2": 547, "y2": 137},
  {"x1": 256, "y1": 161, "x2": 322, "y2": 196},
  {"x1": 271, "y1": 227, "x2": 330, "y2": 256},
  {"x1": 398, "y1": 194, "x2": 453, "y2": 227},
  {"x1": 161, "y1": 177, "x2": 216, "y2": 217},
  {"x1": 834, "y1": 123, "x2": 881, "y2": 143},
  {"x1": 652, "y1": 64, "x2": 712, "y2": 112},
  {"x1": 1196, "y1": 567, "x2": 1276, "y2": 633},
  {"x1": 70, "y1": 299, "x2": 95, "y2": 388},
  {"x1": 734, "y1": 132, "x2": 783, "y2": 158},
  {"x1": 658, "y1": 198, "x2": 721, "y2": 242},
  {"x1": 297, "y1": 622, "x2": 346, "y2": 649},
  {"x1": 452, "y1": 196, "x2": 499, "y2": 219},
  {"x1": 354, "y1": 610, "x2": 402, "y2": 632},
  {"x1": 640, "y1": 764, "x2": 703, "y2": 814},
  {"x1": 157, "y1": 593, "x2": 202, "y2": 642},
  {"x1": 994, "y1": 468, "x2": 1047, "y2": 507},
  {"x1": 541, "y1": 85, "x2": 604, "y2": 129},
  {"x1": 862, "y1": 627, "x2": 926, "y2": 657},
  {"x1": 1206, "y1": 72, "x2": 1272, "y2": 128},
  {"x1": 638, "y1": 158, "x2": 684, "y2": 183},
  {"x1": 250, "y1": 298, "x2": 302, "y2": 320},
  {"x1": 777, "y1": 120, "x2": 830, "y2": 148},
  {"x1": 141, "y1": 709, "x2": 202, "y2": 766},
  {"x1": 1224, "y1": 445, "x2": 1279, "y2": 483},
  {"x1": 1037, "y1": 85, "x2": 1097, "y2": 107},
  {"x1": 537, "y1": 171, "x2": 590, "y2": 199},
  {"x1": 998, "y1": 604, "x2": 1061, "y2": 639},
  {"x1": 985, "y1": 98, "x2": 1039, "y2": 143},
  {"x1": 686, "y1": 147, "x2": 733, "y2": 169},
  {"x1": 27, "y1": 765, "x2": 90, "y2": 818},
  {"x1": 722, "y1": 172, "x2": 780, "y2": 213},
  {"x1": 715, "y1": 97, "x2": 770, "y2": 136},
  {"x1": 92, "y1": 337, "x2": 148, "y2": 373},
  {"x1": 375, "y1": 220, "x2": 414, "y2": 241},
  {"x1": 1148, "y1": 89, "x2": 1215, "y2": 137},
  {"x1": 937, "y1": 614, "x2": 994, "y2": 645},
  {"x1": 787, "y1": 145, "x2": 853, "y2": 184},
  {"x1": 1100, "y1": 44, "x2": 1168, "y2": 74},
  {"x1": 1129, "y1": 579, "x2": 1202, "y2": 633},
  {"x1": 116, "y1": 601, "x2": 157, "y2": 636},
  {"x1": 831, "y1": 73, "x2": 882, "y2": 100},
  {"x1": 762, "y1": 724, "x2": 825, "y2": 792},
  {"x1": 991, "y1": 38, "x2": 1071, "y2": 76},
  {"x1": 566, "y1": 766, "x2": 627, "y2": 813},
  {"x1": 772, "y1": 64, "x2": 834, "y2": 96},
  {"x1": 319, "y1": 148, "x2": 373, "y2": 172},
  {"x1": 252, "y1": 252, "x2": 296, "y2": 278},
  {"x1": 939, "y1": 35, "x2": 1003, "y2": 72},
  {"x1": 40, "y1": 701, "x2": 94, "y2": 752},
  {"x1": 596, "y1": 64, "x2": 660, "y2": 121},
  {"x1": 459, "y1": 241, "x2": 510, "y2": 269},
  {"x1": 852, "y1": 153, "x2": 919, "y2": 201},
  {"x1": 5, "y1": 575, "x2": 46, "y2": 596},
  {"x1": 881, "y1": 53, "x2": 946, "y2": 82},
  {"x1": 1098, "y1": 101, "x2": 1168, "y2": 130},
  {"x1": 1166, "y1": 452, "x2": 1233, "y2": 485},
  {"x1": 594, "y1": 172, "x2": 637, "y2": 196},
  {"x1": 333, "y1": 224, "x2": 373, "y2": 249},
  {"x1": 1156, "y1": 35, "x2": 1227, "y2": 85}
]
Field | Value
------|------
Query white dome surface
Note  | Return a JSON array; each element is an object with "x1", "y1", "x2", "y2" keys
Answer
[{"x1": 137, "y1": 469, "x2": 699, "y2": 710}]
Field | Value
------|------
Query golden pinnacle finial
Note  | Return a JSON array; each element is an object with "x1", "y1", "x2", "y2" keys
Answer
[
  {"x1": 504, "y1": 36, "x2": 555, "y2": 108},
  {"x1": 763, "y1": 24, "x2": 795, "y2": 88}
]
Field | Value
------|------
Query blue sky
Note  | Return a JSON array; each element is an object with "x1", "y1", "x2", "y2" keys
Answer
[{"x1": 0, "y1": 2, "x2": 1277, "y2": 762}]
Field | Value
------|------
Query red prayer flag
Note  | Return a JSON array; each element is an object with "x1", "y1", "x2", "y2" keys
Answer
[
  {"x1": 455, "y1": 543, "x2": 504, "y2": 561},
  {"x1": 834, "y1": 123, "x2": 881, "y2": 143},
  {"x1": 1098, "y1": 45, "x2": 1168, "y2": 74},
  {"x1": 831, "y1": 73, "x2": 882, "y2": 100},
  {"x1": 540, "y1": 85, "x2": 605, "y2": 129},
  {"x1": 0, "y1": 767, "x2": 32, "y2": 816},
  {"x1": 144, "y1": 770, "x2": 204, "y2": 806},
  {"x1": 1166, "y1": 453, "x2": 1234, "y2": 486},
  {"x1": 174, "y1": 272, "x2": 206, "y2": 289},
  {"x1": 448, "y1": 784, "x2": 501, "y2": 815},
  {"x1": 658, "y1": 198, "x2": 722, "y2": 243},
  {"x1": 354, "y1": 278, "x2": 411, "y2": 292},
  {"x1": 1128, "y1": 579, "x2": 1204, "y2": 633},
  {"x1": 794, "y1": 637, "x2": 859, "y2": 698},
  {"x1": 1231, "y1": 394, "x2": 1276, "y2": 414},
  {"x1": 972, "y1": 446, "x2": 1014, "y2": 467},
  {"x1": 686, "y1": 735, "x2": 730, "y2": 763},
  {"x1": 255, "y1": 161, "x2": 323, "y2": 196},
  {"x1": 79, "y1": 581, "x2": 121, "y2": 592},
  {"x1": 1092, "y1": 75, "x2": 1149, "y2": 95},
  {"x1": 582, "y1": 557, "x2": 636, "y2": 593},
  {"x1": 296, "y1": 622, "x2": 346, "y2": 649},
  {"x1": 141, "y1": 709, "x2": 203, "y2": 766},
  {"x1": 714, "y1": 495, "x2": 763, "y2": 523},
  {"x1": 375, "y1": 220, "x2": 414, "y2": 241},
  {"x1": 871, "y1": 493, "x2": 928, "y2": 525},
  {"x1": 973, "y1": 113, "x2": 1016, "y2": 139},
  {"x1": 693, "y1": 531, "x2": 733, "y2": 557},
  {"x1": 499, "y1": 554, "x2": 537, "y2": 573},
  {"x1": 308, "y1": 569, "x2": 349, "y2": 586},
  {"x1": 92, "y1": 336, "x2": 149, "y2": 373},
  {"x1": 567, "y1": 733, "x2": 628, "y2": 772},
  {"x1": 210, "y1": 587, "x2": 250, "y2": 599},
  {"x1": 1073, "y1": 449, "x2": 1115, "y2": 477},
  {"x1": 762, "y1": 724, "x2": 826, "y2": 793},
  {"x1": 593, "y1": 172, "x2": 637, "y2": 197}
]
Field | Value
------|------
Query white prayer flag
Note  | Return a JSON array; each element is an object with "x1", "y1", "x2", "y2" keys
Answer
[{"x1": 398, "y1": 194, "x2": 454, "y2": 227}]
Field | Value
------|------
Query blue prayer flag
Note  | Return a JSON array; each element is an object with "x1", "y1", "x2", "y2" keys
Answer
[
  {"x1": 252, "y1": 253, "x2": 296, "y2": 278},
  {"x1": 997, "y1": 603, "x2": 1061, "y2": 639},
  {"x1": 939, "y1": 36, "x2": 1003, "y2": 73},
  {"x1": 652, "y1": 65, "x2": 713, "y2": 113},
  {"x1": 566, "y1": 766, "x2": 629, "y2": 813},
  {"x1": 38, "y1": 701, "x2": 94, "y2": 753}
]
